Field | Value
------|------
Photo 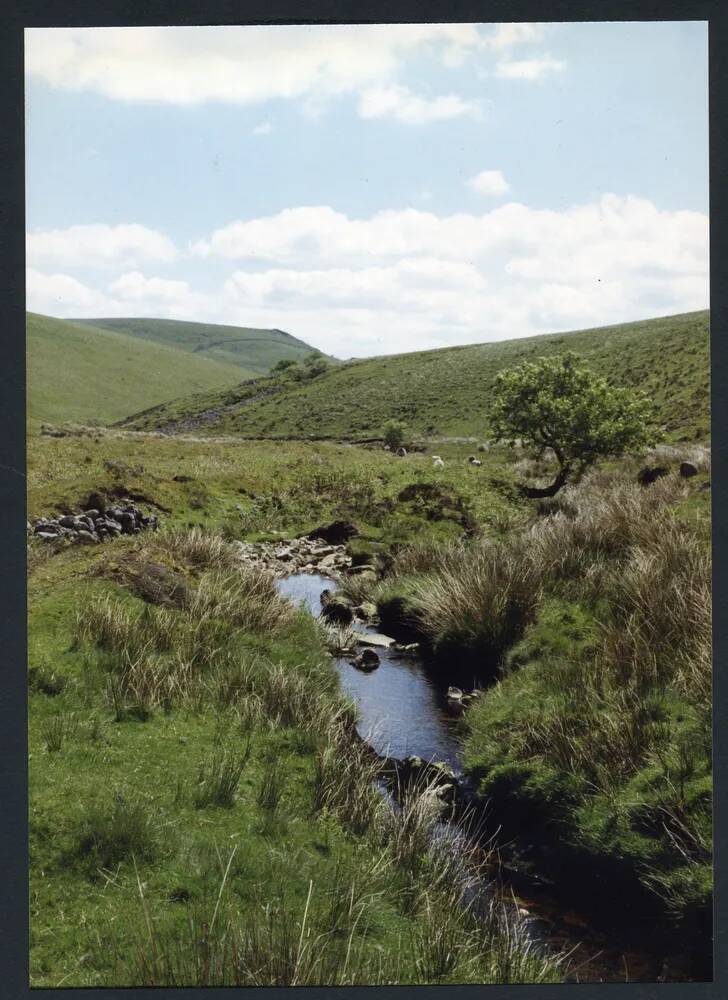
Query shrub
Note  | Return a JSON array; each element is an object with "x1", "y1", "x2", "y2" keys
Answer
[{"x1": 382, "y1": 419, "x2": 407, "y2": 451}]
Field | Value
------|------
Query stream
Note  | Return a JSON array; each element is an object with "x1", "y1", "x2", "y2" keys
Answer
[{"x1": 276, "y1": 572, "x2": 681, "y2": 983}]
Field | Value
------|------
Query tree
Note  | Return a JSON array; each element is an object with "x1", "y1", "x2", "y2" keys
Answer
[
  {"x1": 489, "y1": 352, "x2": 657, "y2": 497},
  {"x1": 303, "y1": 352, "x2": 330, "y2": 378},
  {"x1": 272, "y1": 358, "x2": 297, "y2": 374},
  {"x1": 383, "y1": 419, "x2": 407, "y2": 451}
]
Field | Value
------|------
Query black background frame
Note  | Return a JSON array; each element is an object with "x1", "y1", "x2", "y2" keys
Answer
[{"x1": 1, "y1": 2, "x2": 725, "y2": 998}]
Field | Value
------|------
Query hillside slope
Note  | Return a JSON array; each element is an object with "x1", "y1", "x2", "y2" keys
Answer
[
  {"x1": 123, "y1": 311, "x2": 710, "y2": 443},
  {"x1": 27, "y1": 313, "x2": 248, "y2": 427},
  {"x1": 73, "y1": 317, "x2": 323, "y2": 373}
]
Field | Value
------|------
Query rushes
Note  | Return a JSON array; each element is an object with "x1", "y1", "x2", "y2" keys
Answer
[
  {"x1": 194, "y1": 740, "x2": 251, "y2": 809},
  {"x1": 312, "y1": 720, "x2": 383, "y2": 835},
  {"x1": 40, "y1": 712, "x2": 76, "y2": 752},
  {"x1": 407, "y1": 537, "x2": 543, "y2": 658},
  {"x1": 77, "y1": 792, "x2": 157, "y2": 870},
  {"x1": 257, "y1": 755, "x2": 284, "y2": 813},
  {"x1": 76, "y1": 542, "x2": 295, "y2": 715}
]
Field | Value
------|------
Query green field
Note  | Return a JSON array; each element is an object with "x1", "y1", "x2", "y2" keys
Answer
[
  {"x1": 27, "y1": 313, "x2": 249, "y2": 427},
  {"x1": 122, "y1": 312, "x2": 709, "y2": 443},
  {"x1": 73, "y1": 316, "x2": 325, "y2": 373}
]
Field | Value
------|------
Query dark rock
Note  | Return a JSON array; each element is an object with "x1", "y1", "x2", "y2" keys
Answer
[
  {"x1": 59, "y1": 515, "x2": 77, "y2": 529},
  {"x1": 320, "y1": 589, "x2": 354, "y2": 624},
  {"x1": 637, "y1": 466, "x2": 670, "y2": 487},
  {"x1": 119, "y1": 512, "x2": 136, "y2": 534},
  {"x1": 700, "y1": 480, "x2": 711, "y2": 492},
  {"x1": 75, "y1": 530, "x2": 98, "y2": 544},
  {"x1": 308, "y1": 521, "x2": 360, "y2": 545},
  {"x1": 34, "y1": 522, "x2": 60, "y2": 534},
  {"x1": 680, "y1": 462, "x2": 698, "y2": 478},
  {"x1": 352, "y1": 648, "x2": 380, "y2": 671},
  {"x1": 173, "y1": 475, "x2": 194, "y2": 482}
]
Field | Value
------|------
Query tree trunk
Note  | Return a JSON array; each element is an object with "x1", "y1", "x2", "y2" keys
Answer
[{"x1": 518, "y1": 465, "x2": 571, "y2": 498}]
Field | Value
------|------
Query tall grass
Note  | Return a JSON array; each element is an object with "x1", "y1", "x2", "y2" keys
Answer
[{"x1": 194, "y1": 741, "x2": 252, "y2": 809}]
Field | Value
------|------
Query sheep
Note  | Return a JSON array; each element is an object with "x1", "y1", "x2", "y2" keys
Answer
[
  {"x1": 432, "y1": 455, "x2": 445, "y2": 468},
  {"x1": 396, "y1": 447, "x2": 407, "y2": 457},
  {"x1": 469, "y1": 458, "x2": 482, "y2": 467}
]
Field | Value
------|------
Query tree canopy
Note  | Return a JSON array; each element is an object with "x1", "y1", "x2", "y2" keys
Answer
[
  {"x1": 489, "y1": 352, "x2": 657, "y2": 496},
  {"x1": 382, "y1": 419, "x2": 407, "y2": 451}
]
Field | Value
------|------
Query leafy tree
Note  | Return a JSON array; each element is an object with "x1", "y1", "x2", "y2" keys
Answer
[
  {"x1": 383, "y1": 419, "x2": 407, "y2": 451},
  {"x1": 303, "y1": 352, "x2": 330, "y2": 378},
  {"x1": 272, "y1": 358, "x2": 298, "y2": 374},
  {"x1": 489, "y1": 352, "x2": 657, "y2": 496}
]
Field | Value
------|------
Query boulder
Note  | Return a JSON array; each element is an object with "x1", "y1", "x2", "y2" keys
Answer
[
  {"x1": 352, "y1": 648, "x2": 380, "y2": 672},
  {"x1": 356, "y1": 632, "x2": 394, "y2": 649},
  {"x1": 680, "y1": 462, "x2": 698, "y2": 478},
  {"x1": 637, "y1": 466, "x2": 670, "y2": 487},
  {"x1": 308, "y1": 521, "x2": 360, "y2": 545},
  {"x1": 320, "y1": 589, "x2": 354, "y2": 624},
  {"x1": 445, "y1": 686, "x2": 465, "y2": 716},
  {"x1": 75, "y1": 530, "x2": 98, "y2": 544}
]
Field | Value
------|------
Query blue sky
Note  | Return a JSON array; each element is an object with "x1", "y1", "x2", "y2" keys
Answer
[{"x1": 25, "y1": 22, "x2": 709, "y2": 357}]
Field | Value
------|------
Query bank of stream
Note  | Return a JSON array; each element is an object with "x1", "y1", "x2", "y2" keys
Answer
[{"x1": 277, "y1": 571, "x2": 689, "y2": 984}]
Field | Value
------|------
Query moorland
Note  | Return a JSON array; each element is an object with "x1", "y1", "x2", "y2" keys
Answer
[{"x1": 27, "y1": 309, "x2": 711, "y2": 986}]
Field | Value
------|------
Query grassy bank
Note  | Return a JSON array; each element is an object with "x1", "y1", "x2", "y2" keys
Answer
[
  {"x1": 28, "y1": 432, "x2": 559, "y2": 987},
  {"x1": 121, "y1": 311, "x2": 709, "y2": 443},
  {"x1": 365, "y1": 450, "x2": 712, "y2": 947}
]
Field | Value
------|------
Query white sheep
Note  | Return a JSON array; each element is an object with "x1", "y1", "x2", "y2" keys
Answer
[
  {"x1": 432, "y1": 455, "x2": 445, "y2": 468},
  {"x1": 469, "y1": 458, "x2": 482, "y2": 467}
]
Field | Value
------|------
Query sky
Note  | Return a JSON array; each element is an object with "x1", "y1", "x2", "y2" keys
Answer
[{"x1": 25, "y1": 21, "x2": 709, "y2": 359}]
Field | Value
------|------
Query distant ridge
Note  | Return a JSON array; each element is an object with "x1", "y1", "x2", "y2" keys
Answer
[
  {"x1": 72, "y1": 316, "x2": 326, "y2": 373},
  {"x1": 27, "y1": 312, "x2": 246, "y2": 426},
  {"x1": 122, "y1": 311, "x2": 710, "y2": 444}
]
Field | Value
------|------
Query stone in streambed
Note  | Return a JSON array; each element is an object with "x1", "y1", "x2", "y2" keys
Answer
[
  {"x1": 320, "y1": 589, "x2": 354, "y2": 624},
  {"x1": 351, "y1": 648, "x2": 380, "y2": 672},
  {"x1": 355, "y1": 632, "x2": 394, "y2": 649}
]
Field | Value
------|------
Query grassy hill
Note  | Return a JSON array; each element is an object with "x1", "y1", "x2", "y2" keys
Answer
[
  {"x1": 73, "y1": 317, "x2": 323, "y2": 373},
  {"x1": 123, "y1": 311, "x2": 710, "y2": 443},
  {"x1": 27, "y1": 313, "x2": 248, "y2": 427}
]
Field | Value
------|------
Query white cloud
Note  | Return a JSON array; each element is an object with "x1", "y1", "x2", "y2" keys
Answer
[
  {"x1": 495, "y1": 54, "x2": 566, "y2": 80},
  {"x1": 252, "y1": 121, "x2": 273, "y2": 135},
  {"x1": 467, "y1": 169, "x2": 510, "y2": 196},
  {"x1": 26, "y1": 268, "x2": 111, "y2": 315},
  {"x1": 25, "y1": 24, "x2": 559, "y2": 119},
  {"x1": 23, "y1": 25, "x2": 477, "y2": 105},
  {"x1": 27, "y1": 223, "x2": 177, "y2": 270},
  {"x1": 110, "y1": 271, "x2": 192, "y2": 302},
  {"x1": 28, "y1": 194, "x2": 708, "y2": 358},
  {"x1": 358, "y1": 84, "x2": 482, "y2": 123},
  {"x1": 486, "y1": 23, "x2": 546, "y2": 51}
]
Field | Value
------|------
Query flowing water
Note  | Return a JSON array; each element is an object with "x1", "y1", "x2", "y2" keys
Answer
[{"x1": 276, "y1": 572, "x2": 680, "y2": 983}]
